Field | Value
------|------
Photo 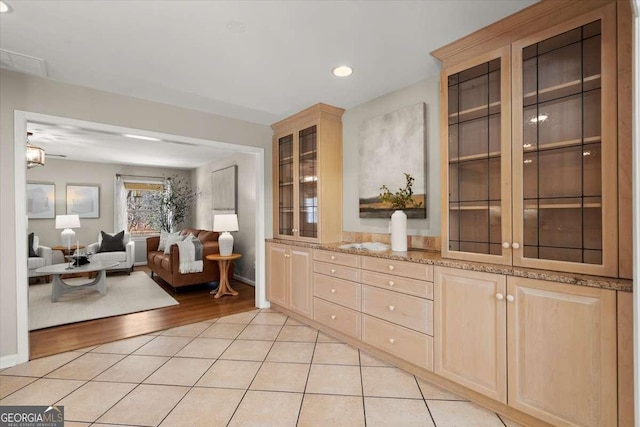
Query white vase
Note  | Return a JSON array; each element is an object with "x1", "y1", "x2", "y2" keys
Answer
[{"x1": 390, "y1": 210, "x2": 407, "y2": 252}]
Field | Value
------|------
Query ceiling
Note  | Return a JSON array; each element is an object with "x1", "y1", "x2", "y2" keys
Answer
[
  {"x1": 12, "y1": 1, "x2": 536, "y2": 168},
  {"x1": 1, "y1": 0, "x2": 536, "y2": 126},
  {"x1": 27, "y1": 122, "x2": 236, "y2": 169}
]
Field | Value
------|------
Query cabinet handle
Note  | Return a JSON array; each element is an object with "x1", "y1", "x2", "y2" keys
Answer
[
  {"x1": 388, "y1": 338, "x2": 395, "y2": 344},
  {"x1": 331, "y1": 289, "x2": 336, "y2": 294},
  {"x1": 388, "y1": 305, "x2": 395, "y2": 311},
  {"x1": 388, "y1": 265, "x2": 395, "y2": 271},
  {"x1": 330, "y1": 269, "x2": 336, "y2": 274},
  {"x1": 511, "y1": 242, "x2": 520, "y2": 250},
  {"x1": 388, "y1": 281, "x2": 395, "y2": 287},
  {"x1": 330, "y1": 255, "x2": 336, "y2": 260},
  {"x1": 502, "y1": 242, "x2": 510, "y2": 249},
  {"x1": 496, "y1": 293, "x2": 504, "y2": 300},
  {"x1": 507, "y1": 295, "x2": 515, "y2": 302},
  {"x1": 330, "y1": 315, "x2": 336, "y2": 320}
]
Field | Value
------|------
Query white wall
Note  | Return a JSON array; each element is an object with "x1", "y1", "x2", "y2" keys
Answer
[
  {"x1": 26, "y1": 158, "x2": 191, "y2": 248},
  {"x1": 192, "y1": 153, "x2": 257, "y2": 283},
  {"x1": 0, "y1": 68, "x2": 272, "y2": 362},
  {"x1": 342, "y1": 75, "x2": 441, "y2": 236}
]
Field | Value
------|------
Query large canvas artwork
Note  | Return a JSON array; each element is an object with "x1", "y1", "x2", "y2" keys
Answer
[
  {"x1": 359, "y1": 103, "x2": 427, "y2": 218},
  {"x1": 211, "y1": 165, "x2": 237, "y2": 217},
  {"x1": 27, "y1": 183, "x2": 55, "y2": 219}
]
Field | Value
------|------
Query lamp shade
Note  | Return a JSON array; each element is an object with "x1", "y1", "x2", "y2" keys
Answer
[
  {"x1": 213, "y1": 214, "x2": 239, "y2": 232},
  {"x1": 55, "y1": 214, "x2": 81, "y2": 229}
]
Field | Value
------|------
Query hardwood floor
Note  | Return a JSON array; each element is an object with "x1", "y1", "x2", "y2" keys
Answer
[{"x1": 29, "y1": 266, "x2": 256, "y2": 360}]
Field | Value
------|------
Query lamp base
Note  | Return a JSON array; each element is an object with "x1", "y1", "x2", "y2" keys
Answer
[
  {"x1": 61, "y1": 228, "x2": 76, "y2": 251},
  {"x1": 218, "y1": 231, "x2": 234, "y2": 256}
]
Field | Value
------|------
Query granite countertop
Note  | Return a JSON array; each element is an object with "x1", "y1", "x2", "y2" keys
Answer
[{"x1": 266, "y1": 239, "x2": 633, "y2": 293}]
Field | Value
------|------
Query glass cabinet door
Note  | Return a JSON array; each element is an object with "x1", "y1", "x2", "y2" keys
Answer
[
  {"x1": 445, "y1": 49, "x2": 511, "y2": 264},
  {"x1": 278, "y1": 134, "x2": 294, "y2": 236},
  {"x1": 512, "y1": 7, "x2": 617, "y2": 276},
  {"x1": 298, "y1": 125, "x2": 318, "y2": 239}
]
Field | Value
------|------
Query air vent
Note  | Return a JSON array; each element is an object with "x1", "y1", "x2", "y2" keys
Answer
[{"x1": 0, "y1": 49, "x2": 47, "y2": 77}]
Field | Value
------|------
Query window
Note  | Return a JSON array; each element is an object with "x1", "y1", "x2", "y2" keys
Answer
[{"x1": 125, "y1": 181, "x2": 164, "y2": 235}]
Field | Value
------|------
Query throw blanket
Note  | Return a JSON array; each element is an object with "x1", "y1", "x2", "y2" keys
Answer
[{"x1": 176, "y1": 238, "x2": 203, "y2": 274}]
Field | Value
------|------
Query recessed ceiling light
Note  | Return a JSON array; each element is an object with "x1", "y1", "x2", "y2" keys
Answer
[
  {"x1": 123, "y1": 134, "x2": 161, "y2": 142},
  {"x1": 227, "y1": 21, "x2": 246, "y2": 33},
  {"x1": 332, "y1": 66, "x2": 353, "y2": 77},
  {"x1": 0, "y1": 1, "x2": 11, "y2": 13}
]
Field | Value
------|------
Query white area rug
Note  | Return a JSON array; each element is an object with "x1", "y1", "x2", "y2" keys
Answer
[{"x1": 29, "y1": 271, "x2": 179, "y2": 331}]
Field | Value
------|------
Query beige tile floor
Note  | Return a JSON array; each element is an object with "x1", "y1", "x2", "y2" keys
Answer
[{"x1": 0, "y1": 308, "x2": 522, "y2": 426}]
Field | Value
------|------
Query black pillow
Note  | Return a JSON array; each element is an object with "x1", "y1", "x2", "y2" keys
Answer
[
  {"x1": 98, "y1": 231, "x2": 126, "y2": 253},
  {"x1": 28, "y1": 233, "x2": 38, "y2": 257}
]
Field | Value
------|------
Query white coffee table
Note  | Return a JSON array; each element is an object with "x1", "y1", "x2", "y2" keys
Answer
[{"x1": 36, "y1": 261, "x2": 119, "y2": 302}]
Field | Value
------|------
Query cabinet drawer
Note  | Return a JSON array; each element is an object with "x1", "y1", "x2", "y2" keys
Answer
[
  {"x1": 314, "y1": 250, "x2": 360, "y2": 268},
  {"x1": 314, "y1": 274, "x2": 361, "y2": 310},
  {"x1": 362, "y1": 314, "x2": 433, "y2": 371},
  {"x1": 362, "y1": 271, "x2": 433, "y2": 300},
  {"x1": 314, "y1": 261, "x2": 361, "y2": 282},
  {"x1": 362, "y1": 256, "x2": 433, "y2": 281},
  {"x1": 362, "y1": 285, "x2": 433, "y2": 335},
  {"x1": 314, "y1": 298, "x2": 361, "y2": 339}
]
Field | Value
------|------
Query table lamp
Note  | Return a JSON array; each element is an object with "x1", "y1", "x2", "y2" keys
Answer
[
  {"x1": 55, "y1": 214, "x2": 81, "y2": 252},
  {"x1": 213, "y1": 214, "x2": 239, "y2": 256}
]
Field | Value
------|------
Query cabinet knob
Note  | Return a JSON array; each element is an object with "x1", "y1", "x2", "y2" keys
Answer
[
  {"x1": 388, "y1": 265, "x2": 395, "y2": 271},
  {"x1": 388, "y1": 305, "x2": 395, "y2": 311},
  {"x1": 292, "y1": 228, "x2": 298, "y2": 233},
  {"x1": 330, "y1": 315, "x2": 336, "y2": 320},
  {"x1": 388, "y1": 338, "x2": 395, "y2": 344},
  {"x1": 330, "y1": 255, "x2": 336, "y2": 260},
  {"x1": 496, "y1": 293, "x2": 504, "y2": 301},
  {"x1": 502, "y1": 242, "x2": 510, "y2": 249},
  {"x1": 511, "y1": 242, "x2": 520, "y2": 250},
  {"x1": 331, "y1": 289, "x2": 336, "y2": 294},
  {"x1": 330, "y1": 269, "x2": 336, "y2": 274},
  {"x1": 507, "y1": 295, "x2": 515, "y2": 302},
  {"x1": 388, "y1": 281, "x2": 395, "y2": 287},
  {"x1": 284, "y1": 254, "x2": 290, "y2": 258}
]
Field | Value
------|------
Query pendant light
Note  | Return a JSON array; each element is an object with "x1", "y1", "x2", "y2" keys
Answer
[{"x1": 26, "y1": 131, "x2": 45, "y2": 169}]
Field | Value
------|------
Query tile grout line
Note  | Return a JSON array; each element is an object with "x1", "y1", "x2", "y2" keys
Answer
[
  {"x1": 359, "y1": 349, "x2": 368, "y2": 427},
  {"x1": 222, "y1": 310, "x2": 281, "y2": 426},
  {"x1": 413, "y1": 374, "x2": 438, "y2": 427},
  {"x1": 295, "y1": 326, "x2": 319, "y2": 426}
]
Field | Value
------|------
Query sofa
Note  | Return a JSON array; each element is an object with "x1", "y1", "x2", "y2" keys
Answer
[
  {"x1": 87, "y1": 231, "x2": 135, "y2": 273},
  {"x1": 146, "y1": 228, "x2": 231, "y2": 289}
]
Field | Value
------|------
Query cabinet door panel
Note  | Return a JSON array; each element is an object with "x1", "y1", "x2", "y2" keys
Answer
[
  {"x1": 512, "y1": 4, "x2": 617, "y2": 276},
  {"x1": 506, "y1": 277, "x2": 617, "y2": 427},
  {"x1": 289, "y1": 247, "x2": 313, "y2": 317},
  {"x1": 266, "y1": 244, "x2": 289, "y2": 307},
  {"x1": 434, "y1": 267, "x2": 507, "y2": 403}
]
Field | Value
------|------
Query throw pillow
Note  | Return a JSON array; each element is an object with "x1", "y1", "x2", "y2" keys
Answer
[
  {"x1": 27, "y1": 233, "x2": 38, "y2": 258},
  {"x1": 158, "y1": 231, "x2": 180, "y2": 251},
  {"x1": 164, "y1": 233, "x2": 186, "y2": 255},
  {"x1": 99, "y1": 231, "x2": 126, "y2": 253}
]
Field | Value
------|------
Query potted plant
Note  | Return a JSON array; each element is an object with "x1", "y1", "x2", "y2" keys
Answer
[{"x1": 379, "y1": 173, "x2": 423, "y2": 251}]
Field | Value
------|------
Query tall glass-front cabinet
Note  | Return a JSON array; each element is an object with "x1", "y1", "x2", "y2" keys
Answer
[
  {"x1": 440, "y1": 3, "x2": 618, "y2": 277},
  {"x1": 272, "y1": 103, "x2": 344, "y2": 243}
]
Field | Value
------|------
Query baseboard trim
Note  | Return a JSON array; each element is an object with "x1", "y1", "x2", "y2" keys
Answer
[
  {"x1": 0, "y1": 353, "x2": 18, "y2": 369},
  {"x1": 134, "y1": 261, "x2": 147, "y2": 267},
  {"x1": 233, "y1": 275, "x2": 255, "y2": 286}
]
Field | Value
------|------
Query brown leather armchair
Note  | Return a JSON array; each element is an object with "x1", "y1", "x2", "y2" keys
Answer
[{"x1": 146, "y1": 228, "x2": 232, "y2": 289}]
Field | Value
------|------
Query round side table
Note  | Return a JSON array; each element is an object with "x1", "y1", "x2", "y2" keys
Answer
[{"x1": 205, "y1": 253, "x2": 242, "y2": 299}]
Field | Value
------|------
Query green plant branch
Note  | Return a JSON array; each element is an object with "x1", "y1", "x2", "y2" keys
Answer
[{"x1": 378, "y1": 173, "x2": 423, "y2": 210}]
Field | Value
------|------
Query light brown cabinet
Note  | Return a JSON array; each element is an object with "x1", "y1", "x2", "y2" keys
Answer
[
  {"x1": 266, "y1": 242, "x2": 313, "y2": 318},
  {"x1": 271, "y1": 103, "x2": 344, "y2": 243},
  {"x1": 436, "y1": 2, "x2": 620, "y2": 277},
  {"x1": 434, "y1": 266, "x2": 618, "y2": 426}
]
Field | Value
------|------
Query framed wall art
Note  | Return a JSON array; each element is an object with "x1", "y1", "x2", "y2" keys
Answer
[
  {"x1": 358, "y1": 102, "x2": 427, "y2": 219},
  {"x1": 27, "y1": 182, "x2": 55, "y2": 219},
  {"x1": 211, "y1": 165, "x2": 238, "y2": 217},
  {"x1": 66, "y1": 184, "x2": 100, "y2": 218}
]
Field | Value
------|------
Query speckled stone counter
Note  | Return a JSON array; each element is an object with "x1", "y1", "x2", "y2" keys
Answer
[{"x1": 267, "y1": 239, "x2": 633, "y2": 292}]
